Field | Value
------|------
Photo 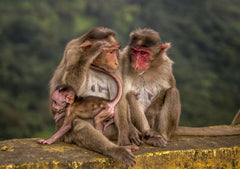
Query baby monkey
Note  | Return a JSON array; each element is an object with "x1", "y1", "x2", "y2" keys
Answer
[{"x1": 37, "y1": 84, "x2": 115, "y2": 144}]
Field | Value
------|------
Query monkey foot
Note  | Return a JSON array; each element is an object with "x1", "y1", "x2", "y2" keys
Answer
[
  {"x1": 124, "y1": 144, "x2": 139, "y2": 152},
  {"x1": 109, "y1": 147, "x2": 136, "y2": 167},
  {"x1": 143, "y1": 129, "x2": 167, "y2": 147},
  {"x1": 143, "y1": 136, "x2": 167, "y2": 147},
  {"x1": 129, "y1": 124, "x2": 143, "y2": 146}
]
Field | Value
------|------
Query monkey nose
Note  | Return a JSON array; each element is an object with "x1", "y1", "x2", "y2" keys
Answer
[{"x1": 135, "y1": 65, "x2": 140, "y2": 71}]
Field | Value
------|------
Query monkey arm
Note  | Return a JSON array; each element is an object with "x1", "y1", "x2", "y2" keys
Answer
[
  {"x1": 38, "y1": 107, "x2": 73, "y2": 145},
  {"x1": 62, "y1": 41, "x2": 108, "y2": 95},
  {"x1": 126, "y1": 91, "x2": 153, "y2": 145},
  {"x1": 54, "y1": 112, "x2": 66, "y2": 123},
  {"x1": 127, "y1": 91, "x2": 168, "y2": 147},
  {"x1": 62, "y1": 60, "x2": 90, "y2": 95},
  {"x1": 145, "y1": 91, "x2": 166, "y2": 128},
  {"x1": 126, "y1": 91, "x2": 151, "y2": 132}
]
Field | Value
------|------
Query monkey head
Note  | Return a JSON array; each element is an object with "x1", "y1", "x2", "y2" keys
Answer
[
  {"x1": 128, "y1": 29, "x2": 169, "y2": 74},
  {"x1": 52, "y1": 85, "x2": 76, "y2": 111},
  {"x1": 92, "y1": 41, "x2": 120, "y2": 72},
  {"x1": 82, "y1": 27, "x2": 120, "y2": 72}
]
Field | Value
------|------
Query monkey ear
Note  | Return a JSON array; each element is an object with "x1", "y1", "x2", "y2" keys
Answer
[
  {"x1": 80, "y1": 41, "x2": 92, "y2": 52},
  {"x1": 66, "y1": 95, "x2": 75, "y2": 104},
  {"x1": 161, "y1": 43, "x2": 171, "y2": 54}
]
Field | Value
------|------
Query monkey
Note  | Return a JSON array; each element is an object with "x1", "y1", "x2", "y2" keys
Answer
[
  {"x1": 48, "y1": 27, "x2": 136, "y2": 166},
  {"x1": 37, "y1": 84, "x2": 114, "y2": 145},
  {"x1": 120, "y1": 28, "x2": 240, "y2": 147},
  {"x1": 38, "y1": 64, "x2": 123, "y2": 145}
]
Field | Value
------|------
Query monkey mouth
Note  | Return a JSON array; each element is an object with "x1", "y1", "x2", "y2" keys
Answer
[
  {"x1": 52, "y1": 108, "x2": 66, "y2": 114},
  {"x1": 132, "y1": 67, "x2": 147, "y2": 75}
]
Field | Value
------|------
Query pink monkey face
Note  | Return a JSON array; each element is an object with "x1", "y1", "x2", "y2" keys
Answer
[
  {"x1": 130, "y1": 47, "x2": 153, "y2": 73},
  {"x1": 51, "y1": 90, "x2": 67, "y2": 111}
]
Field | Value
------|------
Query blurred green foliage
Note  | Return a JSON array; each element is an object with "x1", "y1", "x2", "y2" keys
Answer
[{"x1": 0, "y1": 0, "x2": 239, "y2": 140}]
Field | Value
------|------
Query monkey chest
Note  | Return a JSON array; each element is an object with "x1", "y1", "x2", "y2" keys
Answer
[
  {"x1": 131, "y1": 78, "x2": 166, "y2": 109},
  {"x1": 82, "y1": 69, "x2": 118, "y2": 100}
]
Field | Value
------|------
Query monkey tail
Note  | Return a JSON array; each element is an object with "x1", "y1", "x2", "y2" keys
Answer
[
  {"x1": 174, "y1": 125, "x2": 240, "y2": 136},
  {"x1": 231, "y1": 109, "x2": 240, "y2": 125}
]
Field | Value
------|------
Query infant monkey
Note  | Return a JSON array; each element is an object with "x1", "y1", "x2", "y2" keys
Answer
[{"x1": 37, "y1": 84, "x2": 114, "y2": 144}]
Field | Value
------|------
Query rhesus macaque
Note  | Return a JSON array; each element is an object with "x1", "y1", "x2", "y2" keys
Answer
[
  {"x1": 121, "y1": 28, "x2": 240, "y2": 147},
  {"x1": 47, "y1": 27, "x2": 136, "y2": 166}
]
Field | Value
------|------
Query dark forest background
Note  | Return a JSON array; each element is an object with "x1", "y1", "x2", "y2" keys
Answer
[{"x1": 0, "y1": 0, "x2": 239, "y2": 140}]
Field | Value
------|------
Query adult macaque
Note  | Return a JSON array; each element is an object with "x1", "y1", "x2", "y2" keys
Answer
[
  {"x1": 47, "y1": 27, "x2": 136, "y2": 166},
  {"x1": 121, "y1": 28, "x2": 240, "y2": 147}
]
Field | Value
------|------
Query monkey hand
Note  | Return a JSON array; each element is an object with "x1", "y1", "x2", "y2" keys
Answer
[
  {"x1": 83, "y1": 41, "x2": 112, "y2": 62},
  {"x1": 142, "y1": 129, "x2": 167, "y2": 147},
  {"x1": 37, "y1": 138, "x2": 55, "y2": 145},
  {"x1": 108, "y1": 147, "x2": 136, "y2": 167},
  {"x1": 103, "y1": 118, "x2": 114, "y2": 131},
  {"x1": 104, "y1": 104, "x2": 115, "y2": 117},
  {"x1": 129, "y1": 123, "x2": 143, "y2": 146}
]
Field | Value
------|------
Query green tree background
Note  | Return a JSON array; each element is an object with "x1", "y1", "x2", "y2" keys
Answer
[{"x1": 0, "y1": 0, "x2": 239, "y2": 140}]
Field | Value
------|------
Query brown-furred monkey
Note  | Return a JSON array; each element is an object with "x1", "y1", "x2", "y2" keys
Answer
[
  {"x1": 37, "y1": 83, "x2": 118, "y2": 145},
  {"x1": 48, "y1": 27, "x2": 136, "y2": 167},
  {"x1": 121, "y1": 28, "x2": 240, "y2": 147}
]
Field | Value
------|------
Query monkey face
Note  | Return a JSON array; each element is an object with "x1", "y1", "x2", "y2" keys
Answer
[
  {"x1": 51, "y1": 90, "x2": 68, "y2": 111},
  {"x1": 93, "y1": 45, "x2": 120, "y2": 72},
  {"x1": 52, "y1": 99, "x2": 67, "y2": 112},
  {"x1": 130, "y1": 47, "x2": 153, "y2": 73}
]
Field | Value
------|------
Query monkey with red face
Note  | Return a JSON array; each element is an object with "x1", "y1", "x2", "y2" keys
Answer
[{"x1": 121, "y1": 28, "x2": 240, "y2": 147}]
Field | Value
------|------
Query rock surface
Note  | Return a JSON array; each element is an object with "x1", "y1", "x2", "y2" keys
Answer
[{"x1": 0, "y1": 135, "x2": 240, "y2": 168}]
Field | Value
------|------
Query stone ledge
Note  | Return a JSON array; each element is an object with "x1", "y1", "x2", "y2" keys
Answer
[{"x1": 0, "y1": 135, "x2": 240, "y2": 169}]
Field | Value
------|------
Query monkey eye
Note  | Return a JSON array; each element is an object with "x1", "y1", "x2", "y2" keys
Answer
[
  {"x1": 140, "y1": 51, "x2": 146, "y2": 55},
  {"x1": 131, "y1": 49, "x2": 137, "y2": 54},
  {"x1": 110, "y1": 50, "x2": 115, "y2": 54}
]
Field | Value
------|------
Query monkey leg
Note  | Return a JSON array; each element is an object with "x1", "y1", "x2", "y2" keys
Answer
[
  {"x1": 102, "y1": 123, "x2": 118, "y2": 140},
  {"x1": 70, "y1": 118, "x2": 136, "y2": 167},
  {"x1": 127, "y1": 92, "x2": 162, "y2": 147},
  {"x1": 154, "y1": 87, "x2": 181, "y2": 140},
  {"x1": 142, "y1": 88, "x2": 180, "y2": 147},
  {"x1": 127, "y1": 91, "x2": 165, "y2": 146}
]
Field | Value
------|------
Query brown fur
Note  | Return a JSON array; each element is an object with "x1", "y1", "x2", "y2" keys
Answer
[
  {"x1": 48, "y1": 27, "x2": 135, "y2": 166},
  {"x1": 121, "y1": 28, "x2": 240, "y2": 147}
]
